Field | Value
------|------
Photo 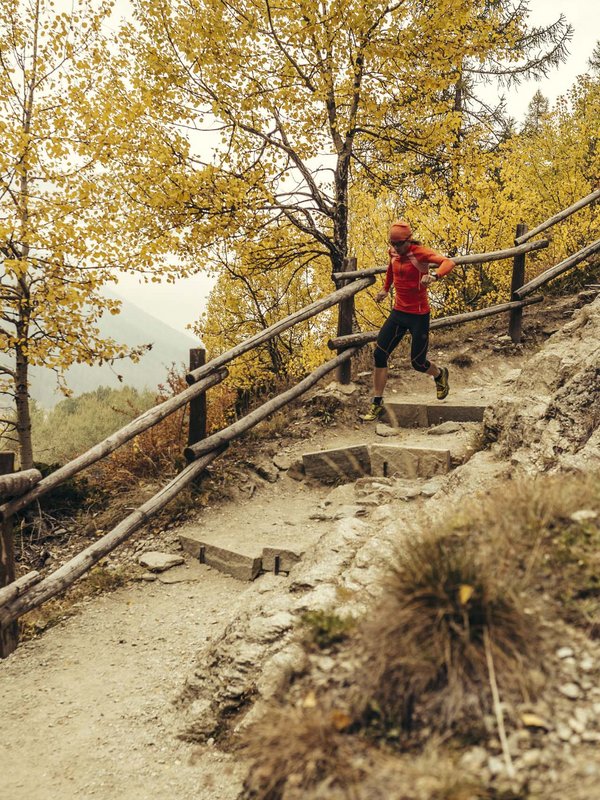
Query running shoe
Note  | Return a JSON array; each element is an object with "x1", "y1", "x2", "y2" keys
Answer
[
  {"x1": 360, "y1": 402, "x2": 384, "y2": 421},
  {"x1": 435, "y1": 366, "x2": 449, "y2": 400}
]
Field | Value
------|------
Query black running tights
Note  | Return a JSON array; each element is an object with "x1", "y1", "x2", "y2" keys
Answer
[{"x1": 373, "y1": 310, "x2": 431, "y2": 372}]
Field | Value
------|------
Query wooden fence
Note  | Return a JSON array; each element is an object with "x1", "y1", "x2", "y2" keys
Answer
[{"x1": 0, "y1": 188, "x2": 599, "y2": 657}]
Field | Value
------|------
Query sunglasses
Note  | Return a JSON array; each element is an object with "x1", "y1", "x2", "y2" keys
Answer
[{"x1": 390, "y1": 239, "x2": 410, "y2": 247}]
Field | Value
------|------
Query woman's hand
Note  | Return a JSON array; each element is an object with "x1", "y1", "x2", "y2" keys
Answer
[
  {"x1": 420, "y1": 273, "x2": 437, "y2": 287},
  {"x1": 375, "y1": 289, "x2": 388, "y2": 303}
]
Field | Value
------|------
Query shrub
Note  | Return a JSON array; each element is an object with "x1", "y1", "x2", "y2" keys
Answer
[{"x1": 356, "y1": 532, "x2": 539, "y2": 734}]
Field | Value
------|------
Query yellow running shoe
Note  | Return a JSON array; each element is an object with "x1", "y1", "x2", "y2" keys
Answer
[
  {"x1": 435, "y1": 367, "x2": 449, "y2": 400},
  {"x1": 360, "y1": 402, "x2": 384, "y2": 421}
]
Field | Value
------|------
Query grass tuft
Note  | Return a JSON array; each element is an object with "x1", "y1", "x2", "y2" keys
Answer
[
  {"x1": 356, "y1": 532, "x2": 539, "y2": 734},
  {"x1": 238, "y1": 704, "x2": 367, "y2": 800},
  {"x1": 301, "y1": 609, "x2": 356, "y2": 649}
]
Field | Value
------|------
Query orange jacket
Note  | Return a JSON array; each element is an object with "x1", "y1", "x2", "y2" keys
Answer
[{"x1": 384, "y1": 243, "x2": 455, "y2": 314}]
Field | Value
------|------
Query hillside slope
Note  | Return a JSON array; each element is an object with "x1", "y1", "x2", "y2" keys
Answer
[{"x1": 0, "y1": 291, "x2": 598, "y2": 800}]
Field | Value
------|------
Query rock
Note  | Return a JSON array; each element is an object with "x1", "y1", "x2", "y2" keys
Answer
[
  {"x1": 273, "y1": 454, "x2": 293, "y2": 471},
  {"x1": 520, "y1": 749, "x2": 543, "y2": 768},
  {"x1": 427, "y1": 421, "x2": 462, "y2": 435},
  {"x1": 459, "y1": 746, "x2": 487, "y2": 771},
  {"x1": 247, "y1": 611, "x2": 295, "y2": 644},
  {"x1": 375, "y1": 423, "x2": 401, "y2": 437},
  {"x1": 140, "y1": 572, "x2": 157, "y2": 582},
  {"x1": 569, "y1": 717, "x2": 586, "y2": 735},
  {"x1": 138, "y1": 551, "x2": 185, "y2": 572},
  {"x1": 487, "y1": 756, "x2": 506, "y2": 776},
  {"x1": 569, "y1": 509, "x2": 598, "y2": 523},
  {"x1": 557, "y1": 647, "x2": 575, "y2": 659},
  {"x1": 559, "y1": 683, "x2": 581, "y2": 700},
  {"x1": 520, "y1": 712, "x2": 551, "y2": 730},
  {"x1": 287, "y1": 459, "x2": 305, "y2": 481},
  {"x1": 245, "y1": 457, "x2": 279, "y2": 483},
  {"x1": 556, "y1": 723, "x2": 572, "y2": 742},
  {"x1": 580, "y1": 657, "x2": 594, "y2": 673}
]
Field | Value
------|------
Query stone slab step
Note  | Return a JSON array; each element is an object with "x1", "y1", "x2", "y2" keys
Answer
[
  {"x1": 302, "y1": 444, "x2": 370, "y2": 483},
  {"x1": 179, "y1": 532, "x2": 262, "y2": 581},
  {"x1": 383, "y1": 402, "x2": 486, "y2": 428},
  {"x1": 303, "y1": 442, "x2": 453, "y2": 483},
  {"x1": 370, "y1": 444, "x2": 451, "y2": 479}
]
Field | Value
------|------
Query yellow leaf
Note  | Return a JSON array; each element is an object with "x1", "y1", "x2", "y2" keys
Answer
[{"x1": 458, "y1": 584, "x2": 474, "y2": 605}]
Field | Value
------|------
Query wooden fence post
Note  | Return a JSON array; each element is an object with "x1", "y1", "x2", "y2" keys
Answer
[
  {"x1": 509, "y1": 223, "x2": 528, "y2": 343},
  {"x1": 188, "y1": 348, "x2": 207, "y2": 447},
  {"x1": 335, "y1": 257, "x2": 357, "y2": 384},
  {"x1": 0, "y1": 452, "x2": 18, "y2": 658}
]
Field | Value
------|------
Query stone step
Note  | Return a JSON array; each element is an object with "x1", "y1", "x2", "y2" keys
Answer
[
  {"x1": 302, "y1": 442, "x2": 452, "y2": 483},
  {"x1": 179, "y1": 528, "x2": 310, "y2": 581},
  {"x1": 179, "y1": 532, "x2": 262, "y2": 581},
  {"x1": 383, "y1": 401, "x2": 486, "y2": 428},
  {"x1": 302, "y1": 444, "x2": 370, "y2": 484}
]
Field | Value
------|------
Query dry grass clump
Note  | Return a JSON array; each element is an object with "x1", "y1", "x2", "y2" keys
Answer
[
  {"x1": 356, "y1": 533, "x2": 539, "y2": 735},
  {"x1": 451, "y1": 472, "x2": 600, "y2": 636},
  {"x1": 238, "y1": 704, "x2": 368, "y2": 800}
]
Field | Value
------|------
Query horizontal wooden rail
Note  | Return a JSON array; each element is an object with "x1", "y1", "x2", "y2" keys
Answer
[
  {"x1": 331, "y1": 240, "x2": 550, "y2": 282},
  {"x1": 516, "y1": 189, "x2": 600, "y2": 244},
  {"x1": 0, "y1": 369, "x2": 228, "y2": 521},
  {"x1": 186, "y1": 277, "x2": 374, "y2": 384},
  {"x1": 185, "y1": 347, "x2": 359, "y2": 460},
  {"x1": 0, "y1": 571, "x2": 41, "y2": 608},
  {"x1": 0, "y1": 448, "x2": 226, "y2": 626},
  {"x1": 0, "y1": 469, "x2": 42, "y2": 501},
  {"x1": 328, "y1": 296, "x2": 544, "y2": 350},
  {"x1": 514, "y1": 239, "x2": 600, "y2": 299}
]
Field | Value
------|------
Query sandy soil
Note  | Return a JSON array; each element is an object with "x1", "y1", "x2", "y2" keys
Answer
[{"x1": 0, "y1": 567, "x2": 256, "y2": 800}]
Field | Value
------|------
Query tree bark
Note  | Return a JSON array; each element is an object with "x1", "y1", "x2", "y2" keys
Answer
[{"x1": 0, "y1": 469, "x2": 42, "y2": 500}]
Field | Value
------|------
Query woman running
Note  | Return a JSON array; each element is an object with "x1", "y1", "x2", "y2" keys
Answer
[{"x1": 361, "y1": 220, "x2": 455, "y2": 421}]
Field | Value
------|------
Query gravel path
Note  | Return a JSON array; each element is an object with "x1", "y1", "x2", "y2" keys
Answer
[{"x1": 0, "y1": 565, "x2": 255, "y2": 800}]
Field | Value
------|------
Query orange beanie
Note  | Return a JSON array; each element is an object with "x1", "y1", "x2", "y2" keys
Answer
[{"x1": 389, "y1": 219, "x2": 412, "y2": 241}]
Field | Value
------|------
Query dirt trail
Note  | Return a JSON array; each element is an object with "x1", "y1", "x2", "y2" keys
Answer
[
  {"x1": 0, "y1": 569, "x2": 255, "y2": 800},
  {"x1": 0, "y1": 308, "x2": 567, "y2": 800}
]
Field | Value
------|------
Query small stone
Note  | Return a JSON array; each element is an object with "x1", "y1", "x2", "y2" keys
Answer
[
  {"x1": 140, "y1": 573, "x2": 157, "y2": 582},
  {"x1": 569, "y1": 717, "x2": 586, "y2": 735},
  {"x1": 580, "y1": 657, "x2": 595, "y2": 673},
  {"x1": 520, "y1": 712, "x2": 551, "y2": 730},
  {"x1": 138, "y1": 551, "x2": 185, "y2": 572},
  {"x1": 557, "y1": 647, "x2": 575, "y2": 659},
  {"x1": 559, "y1": 683, "x2": 581, "y2": 700},
  {"x1": 427, "y1": 421, "x2": 462, "y2": 435},
  {"x1": 569, "y1": 509, "x2": 598, "y2": 523},
  {"x1": 375, "y1": 423, "x2": 401, "y2": 437},
  {"x1": 557, "y1": 724, "x2": 572, "y2": 742},
  {"x1": 487, "y1": 756, "x2": 506, "y2": 776},
  {"x1": 273, "y1": 454, "x2": 292, "y2": 471},
  {"x1": 459, "y1": 746, "x2": 487, "y2": 771},
  {"x1": 520, "y1": 749, "x2": 542, "y2": 768},
  {"x1": 581, "y1": 731, "x2": 600, "y2": 743},
  {"x1": 570, "y1": 734, "x2": 581, "y2": 746}
]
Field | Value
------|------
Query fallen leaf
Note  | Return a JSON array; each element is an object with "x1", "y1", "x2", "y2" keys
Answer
[{"x1": 459, "y1": 584, "x2": 475, "y2": 605}]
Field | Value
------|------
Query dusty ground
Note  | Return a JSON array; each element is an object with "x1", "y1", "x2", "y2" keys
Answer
[
  {"x1": 0, "y1": 568, "x2": 254, "y2": 800},
  {"x1": 0, "y1": 293, "x2": 593, "y2": 800}
]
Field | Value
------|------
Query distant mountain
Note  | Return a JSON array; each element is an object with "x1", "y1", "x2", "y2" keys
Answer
[{"x1": 29, "y1": 293, "x2": 203, "y2": 408}]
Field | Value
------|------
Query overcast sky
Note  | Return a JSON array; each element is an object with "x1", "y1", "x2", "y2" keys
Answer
[{"x1": 111, "y1": 0, "x2": 598, "y2": 333}]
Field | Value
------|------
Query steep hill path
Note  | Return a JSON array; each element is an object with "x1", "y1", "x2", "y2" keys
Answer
[{"x1": 0, "y1": 292, "x2": 595, "y2": 800}]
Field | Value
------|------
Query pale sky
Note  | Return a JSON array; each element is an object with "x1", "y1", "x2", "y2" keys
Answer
[{"x1": 109, "y1": 0, "x2": 598, "y2": 333}]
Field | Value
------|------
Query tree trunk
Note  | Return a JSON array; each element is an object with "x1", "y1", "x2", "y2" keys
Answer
[{"x1": 14, "y1": 345, "x2": 33, "y2": 470}]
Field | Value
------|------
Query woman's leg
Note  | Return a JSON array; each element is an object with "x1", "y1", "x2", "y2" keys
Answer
[
  {"x1": 361, "y1": 312, "x2": 408, "y2": 418},
  {"x1": 407, "y1": 313, "x2": 449, "y2": 397}
]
